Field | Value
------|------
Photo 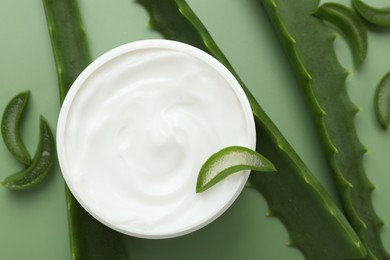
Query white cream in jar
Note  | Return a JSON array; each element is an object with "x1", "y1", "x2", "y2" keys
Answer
[{"x1": 57, "y1": 40, "x2": 256, "y2": 238}]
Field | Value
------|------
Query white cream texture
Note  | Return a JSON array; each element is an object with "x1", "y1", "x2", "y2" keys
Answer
[{"x1": 58, "y1": 41, "x2": 255, "y2": 238}]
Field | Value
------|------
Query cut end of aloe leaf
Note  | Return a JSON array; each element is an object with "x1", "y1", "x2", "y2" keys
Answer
[{"x1": 196, "y1": 146, "x2": 276, "y2": 193}]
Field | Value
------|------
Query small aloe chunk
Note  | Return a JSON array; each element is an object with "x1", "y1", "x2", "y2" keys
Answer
[
  {"x1": 375, "y1": 71, "x2": 390, "y2": 129},
  {"x1": 314, "y1": 2, "x2": 367, "y2": 68},
  {"x1": 353, "y1": 0, "x2": 390, "y2": 26},
  {"x1": 1, "y1": 91, "x2": 31, "y2": 165},
  {"x1": 1, "y1": 116, "x2": 55, "y2": 190},
  {"x1": 196, "y1": 146, "x2": 275, "y2": 193}
]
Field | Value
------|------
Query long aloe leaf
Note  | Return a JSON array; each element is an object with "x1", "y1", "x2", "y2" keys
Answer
[
  {"x1": 136, "y1": 0, "x2": 365, "y2": 259},
  {"x1": 42, "y1": 0, "x2": 128, "y2": 259},
  {"x1": 260, "y1": 0, "x2": 390, "y2": 258}
]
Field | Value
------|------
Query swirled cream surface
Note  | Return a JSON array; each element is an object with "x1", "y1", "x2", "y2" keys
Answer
[{"x1": 57, "y1": 40, "x2": 256, "y2": 238}]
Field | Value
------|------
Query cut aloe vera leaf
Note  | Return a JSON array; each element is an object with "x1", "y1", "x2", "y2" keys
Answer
[
  {"x1": 42, "y1": 0, "x2": 128, "y2": 259},
  {"x1": 353, "y1": 0, "x2": 390, "y2": 27},
  {"x1": 137, "y1": 0, "x2": 366, "y2": 259},
  {"x1": 1, "y1": 91, "x2": 31, "y2": 165},
  {"x1": 196, "y1": 146, "x2": 275, "y2": 193},
  {"x1": 314, "y1": 2, "x2": 367, "y2": 68},
  {"x1": 261, "y1": 0, "x2": 389, "y2": 258},
  {"x1": 1, "y1": 116, "x2": 54, "y2": 190},
  {"x1": 42, "y1": 0, "x2": 91, "y2": 103}
]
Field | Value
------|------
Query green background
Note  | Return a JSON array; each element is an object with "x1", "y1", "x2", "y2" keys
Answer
[{"x1": 1, "y1": 0, "x2": 389, "y2": 259}]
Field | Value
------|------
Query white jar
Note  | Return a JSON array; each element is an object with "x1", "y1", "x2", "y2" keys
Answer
[{"x1": 56, "y1": 39, "x2": 256, "y2": 239}]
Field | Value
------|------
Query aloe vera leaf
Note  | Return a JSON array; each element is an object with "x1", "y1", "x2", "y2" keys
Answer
[
  {"x1": 375, "y1": 71, "x2": 390, "y2": 129},
  {"x1": 196, "y1": 146, "x2": 276, "y2": 193},
  {"x1": 137, "y1": 0, "x2": 365, "y2": 259},
  {"x1": 42, "y1": 0, "x2": 128, "y2": 259},
  {"x1": 260, "y1": 0, "x2": 390, "y2": 258},
  {"x1": 42, "y1": 0, "x2": 91, "y2": 103},
  {"x1": 314, "y1": 2, "x2": 367, "y2": 68},
  {"x1": 353, "y1": 0, "x2": 390, "y2": 27},
  {"x1": 1, "y1": 116, "x2": 54, "y2": 190},
  {"x1": 1, "y1": 91, "x2": 31, "y2": 165}
]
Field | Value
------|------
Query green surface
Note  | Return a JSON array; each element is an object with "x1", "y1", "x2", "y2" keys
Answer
[{"x1": 0, "y1": 0, "x2": 389, "y2": 259}]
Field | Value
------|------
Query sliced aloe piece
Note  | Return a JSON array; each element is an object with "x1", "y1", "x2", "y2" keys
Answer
[
  {"x1": 1, "y1": 91, "x2": 31, "y2": 165},
  {"x1": 375, "y1": 71, "x2": 390, "y2": 129},
  {"x1": 196, "y1": 146, "x2": 275, "y2": 193},
  {"x1": 1, "y1": 116, "x2": 54, "y2": 190},
  {"x1": 314, "y1": 2, "x2": 367, "y2": 68},
  {"x1": 353, "y1": 0, "x2": 390, "y2": 27}
]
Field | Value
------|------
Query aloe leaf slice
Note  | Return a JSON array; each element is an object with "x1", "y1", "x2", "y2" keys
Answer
[
  {"x1": 196, "y1": 146, "x2": 275, "y2": 193},
  {"x1": 1, "y1": 116, "x2": 54, "y2": 190},
  {"x1": 314, "y1": 2, "x2": 367, "y2": 68},
  {"x1": 375, "y1": 71, "x2": 390, "y2": 129},
  {"x1": 1, "y1": 91, "x2": 32, "y2": 165},
  {"x1": 353, "y1": 0, "x2": 390, "y2": 27},
  {"x1": 42, "y1": 0, "x2": 128, "y2": 259}
]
